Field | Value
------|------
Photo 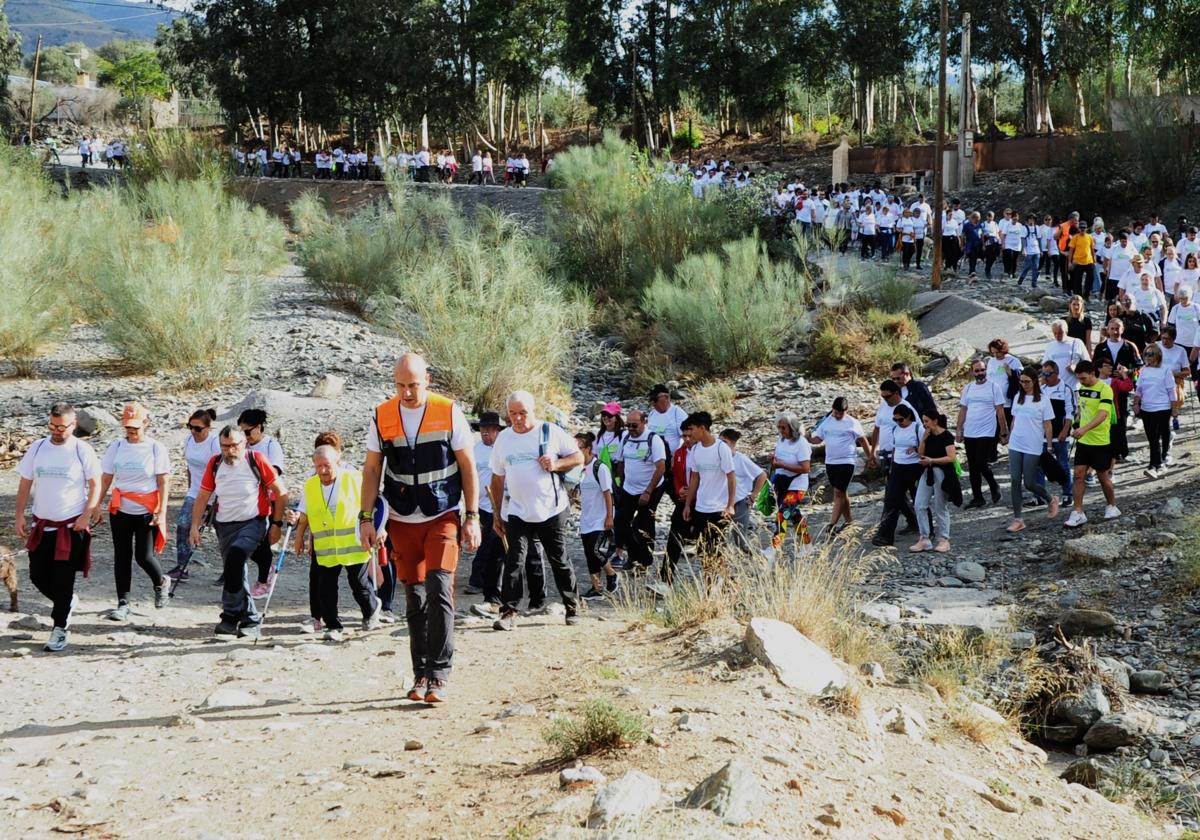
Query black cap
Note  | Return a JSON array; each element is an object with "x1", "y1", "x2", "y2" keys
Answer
[
  {"x1": 648, "y1": 384, "x2": 670, "y2": 398},
  {"x1": 474, "y1": 411, "x2": 503, "y2": 430}
]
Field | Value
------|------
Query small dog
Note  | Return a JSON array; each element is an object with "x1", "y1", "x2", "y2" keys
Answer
[{"x1": 0, "y1": 546, "x2": 17, "y2": 613}]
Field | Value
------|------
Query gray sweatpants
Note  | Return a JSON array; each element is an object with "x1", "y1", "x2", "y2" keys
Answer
[
  {"x1": 215, "y1": 517, "x2": 266, "y2": 626},
  {"x1": 1008, "y1": 450, "x2": 1050, "y2": 518},
  {"x1": 406, "y1": 570, "x2": 454, "y2": 682},
  {"x1": 729, "y1": 498, "x2": 754, "y2": 552},
  {"x1": 914, "y1": 467, "x2": 951, "y2": 540}
]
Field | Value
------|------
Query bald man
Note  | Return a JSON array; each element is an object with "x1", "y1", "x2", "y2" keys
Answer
[{"x1": 361, "y1": 353, "x2": 481, "y2": 704}]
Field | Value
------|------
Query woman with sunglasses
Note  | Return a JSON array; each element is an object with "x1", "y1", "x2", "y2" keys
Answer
[
  {"x1": 595, "y1": 402, "x2": 624, "y2": 474},
  {"x1": 911, "y1": 411, "x2": 956, "y2": 553},
  {"x1": 871, "y1": 404, "x2": 923, "y2": 548},
  {"x1": 1005, "y1": 369, "x2": 1058, "y2": 533},
  {"x1": 94, "y1": 402, "x2": 172, "y2": 619},
  {"x1": 166, "y1": 408, "x2": 220, "y2": 582}
]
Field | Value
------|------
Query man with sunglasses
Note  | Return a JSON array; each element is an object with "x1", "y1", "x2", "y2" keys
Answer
[
  {"x1": 237, "y1": 409, "x2": 286, "y2": 596},
  {"x1": 16, "y1": 403, "x2": 102, "y2": 652}
]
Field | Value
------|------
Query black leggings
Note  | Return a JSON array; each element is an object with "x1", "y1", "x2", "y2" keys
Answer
[
  {"x1": 1002, "y1": 248, "x2": 1019, "y2": 276},
  {"x1": 582, "y1": 531, "x2": 608, "y2": 575},
  {"x1": 984, "y1": 243, "x2": 1000, "y2": 276},
  {"x1": 254, "y1": 537, "x2": 273, "y2": 584},
  {"x1": 110, "y1": 510, "x2": 164, "y2": 602},
  {"x1": 1140, "y1": 409, "x2": 1172, "y2": 468},
  {"x1": 963, "y1": 436, "x2": 1000, "y2": 500},
  {"x1": 876, "y1": 462, "x2": 920, "y2": 541},
  {"x1": 901, "y1": 241, "x2": 915, "y2": 269}
]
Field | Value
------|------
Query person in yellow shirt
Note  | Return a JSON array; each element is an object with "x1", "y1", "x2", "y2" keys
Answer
[
  {"x1": 292, "y1": 445, "x2": 380, "y2": 641},
  {"x1": 1067, "y1": 223, "x2": 1096, "y2": 303}
]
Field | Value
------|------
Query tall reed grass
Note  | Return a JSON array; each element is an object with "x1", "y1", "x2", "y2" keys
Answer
[{"x1": 643, "y1": 235, "x2": 809, "y2": 373}]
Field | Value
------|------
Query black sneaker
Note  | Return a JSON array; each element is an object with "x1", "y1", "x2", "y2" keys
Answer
[
  {"x1": 166, "y1": 564, "x2": 189, "y2": 582},
  {"x1": 527, "y1": 601, "x2": 545, "y2": 612},
  {"x1": 991, "y1": 489, "x2": 1002, "y2": 505},
  {"x1": 214, "y1": 620, "x2": 238, "y2": 637},
  {"x1": 565, "y1": 614, "x2": 581, "y2": 626},
  {"x1": 582, "y1": 587, "x2": 604, "y2": 600},
  {"x1": 493, "y1": 611, "x2": 517, "y2": 631},
  {"x1": 605, "y1": 575, "x2": 619, "y2": 595},
  {"x1": 870, "y1": 536, "x2": 893, "y2": 548},
  {"x1": 213, "y1": 573, "x2": 225, "y2": 586},
  {"x1": 966, "y1": 497, "x2": 987, "y2": 509}
]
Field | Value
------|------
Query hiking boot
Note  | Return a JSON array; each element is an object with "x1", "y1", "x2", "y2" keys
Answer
[
  {"x1": 471, "y1": 601, "x2": 500, "y2": 618},
  {"x1": 166, "y1": 564, "x2": 189, "y2": 582},
  {"x1": 300, "y1": 617, "x2": 323, "y2": 633},
  {"x1": 966, "y1": 497, "x2": 986, "y2": 509},
  {"x1": 214, "y1": 620, "x2": 239, "y2": 637},
  {"x1": 237, "y1": 623, "x2": 261, "y2": 640},
  {"x1": 250, "y1": 581, "x2": 270, "y2": 598},
  {"x1": 565, "y1": 614, "x2": 581, "y2": 626},
  {"x1": 582, "y1": 587, "x2": 604, "y2": 600},
  {"x1": 407, "y1": 677, "x2": 429, "y2": 701},
  {"x1": 324, "y1": 628, "x2": 346, "y2": 642},
  {"x1": 154, "y1": 580, "x2": 170, "y2": 609},
  {"x1": 870, "y1": 536, "x2": 893, "y2": 548},
  {"x1": 108, "y1": 603, "x2": 130, "y2": 621},
  {"x1": 493, "y1": 611, "x2": 517, "y2": 631},
  {"x1": 424, "y1": 679, "x2": 447, "y2": 703},
  {"x1": 43, "y1": 627, "x2": 68, "y2": 653},
  {"x1": 363, "y1": 604, "x2": 382, "y2": 631},
  {"x1": 908, "y1": 538, "x2": 932, "y2": 553}
]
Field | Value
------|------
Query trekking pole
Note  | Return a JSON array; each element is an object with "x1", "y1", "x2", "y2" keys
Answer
[{"x1": 256, "y1": 517, "x2": 296, "y2": 645}]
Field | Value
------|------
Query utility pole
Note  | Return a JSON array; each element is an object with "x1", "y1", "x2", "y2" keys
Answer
[
  {"x1": 27, "y1": 34, "x2": 43, "y2": 145},
  {"x1": 958, "y1": 13, "x2": 975, "y2": 189},
  {"x1": 931, "y1": 0, "x2": 948, "y2": 290}
]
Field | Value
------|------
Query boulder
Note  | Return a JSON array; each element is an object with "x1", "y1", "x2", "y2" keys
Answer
[
  {"x1": 1083, "y1": 714, "x2": 1146, "y2": 751},
  {"x1": 681, "y1": 759, "x2": 763, "y2": 826},
  {"x1": 744, "y1": 617, "x2": 846, "y2": 695},
  {"x1": 75, "y1": 405, "x2": 119, "y2": 436},
  {"x1": 1129, "y1": 670, "x2": 1172, "y2": 695},
  {"x1": 1061, "y1": 758, "x2": 1104, "y2": 787},
  {"x1": 1039, "y1": 296, "x2": 1062, "y2": 312},
  {"x1": 587, "y1": 770, "x2": 661, "y2": 828},
  {"x1": 1052, "y1": 683, "x2": 1111, "y2": 730},
  {"x1": 879, "y1": 705, "x2": 928, "y2": 743},
  {"x1": 1062, "y1": 534, "x2": 1132, "y2": 567},
  {"x1": 1096, "y1": 656, "x2": 1133, "y2": 691},
  {"x1": 953, "y1": 561, "x2": 986, "y2": 583},
  {"x1": 307, "y1": 374, "x2": 345, "y2": 399},
  {"x1": 1161, "y1": 497, "x2": 1185, "y2": 518},
  {"x1": 1056, "y1": 608, "x2": 1117, "y2": 638},
  {"x1": 560, "y1": 766, "x2": 606, "y2": 788}
]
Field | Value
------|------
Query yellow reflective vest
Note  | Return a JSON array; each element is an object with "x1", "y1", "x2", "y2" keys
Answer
[{"x1": 304, "y1": 469, "x2": 370, "y2": 567}]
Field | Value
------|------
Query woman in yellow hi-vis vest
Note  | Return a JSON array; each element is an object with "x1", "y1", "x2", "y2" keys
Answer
[{"x1": 292, "y1": 445, "x2": 380, "y2": 641}]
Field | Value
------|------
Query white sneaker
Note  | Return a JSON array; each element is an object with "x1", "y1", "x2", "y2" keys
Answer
[
  {"x1": 1064, "y1": 510, "x2": 1088, "y2": 528},
  {"x1": 299, "y1": 617, "x2": 323, "y2": 634},
  {"x1": 44, "y1": 627, "x2": 68, "y2": 652},
  {"x1": 379, "y1": 610, "x2": 397, "y2": 625},
  {"x1": 1103, "y1": 505, "x2": 1121, "y2": 520},
  {"x1": 1164, "y1": 455, "x2": 1175, "y2": 467},
  {"x1": 1144, "y1": 467, "x2": 1161, "y2": 479},
  {"x1": 324, "y1": 628, "x2": 346, "y2": 642},
  {"x1": 363, "y1": 603, "x2": 382, "y2": 631},
  {"x1": 470, "y1": 602, "x2": 500, "y2": 618},
  {"x1": 1085, "y1": 473, "x2": 1099, "y2": 487}
]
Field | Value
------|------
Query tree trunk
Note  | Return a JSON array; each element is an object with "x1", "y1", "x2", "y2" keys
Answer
[
  {"x1": 420, "y1": 114, "x2": 429, "y2": 150},
  {"x1": 498, "y1": 84, "x2": 507, "y2": 146},
  {"x1": 487, "y1": 81, "x2": 496, "y2": 140},
  {"x1": 1070, "y1": 74, "x2": 1086, "y2": 128},
  {"x1": 1125, "y1": 51, "x2": 1133, "y2": 98}
]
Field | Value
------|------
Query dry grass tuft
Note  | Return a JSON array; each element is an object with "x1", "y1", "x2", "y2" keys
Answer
[
  {"x1": 948, "y1": 702, "x2": 1008, "y2": 745},
  {"x1": 687, "y1": 380, "x2": 737, "y2": 421},
  {"x1": 818, "y1": 684, "x2": 862, "y2": 718}
]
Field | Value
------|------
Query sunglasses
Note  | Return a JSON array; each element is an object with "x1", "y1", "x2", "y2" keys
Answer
[
  {"x1": 188, "y1": 425, "x2": 207, "y2": 433},
  {"x1": 48, "y1": 423, "x2": 71, "y2": 432}
]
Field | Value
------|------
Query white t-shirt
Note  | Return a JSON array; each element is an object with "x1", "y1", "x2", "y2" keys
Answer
[
  {"x1": 811, "y1": 415, "x2": 865, "y2": 465},
  {"x1": 730, "y1": 452, "x2": 764, "y2": 502},
  {"x1": 474, "y1": 441, "x2": 495, "y2": 514},
  {"x1": 1001, "y1": 220, "x2": 1023, "y2": 250},
  {"x1": 1008, "y1": 396, "x2": 1054, "y2": 456},
  {"x1": 249, "y1": 435, "x2": 286, "y2": 473},
  {"x1": 614, "y1": 433, "x2": 667, "y2": 495},
  {"x1": 184, "y1": 434, "x2": 221, "y2": 498},
  {"x1": 1135, "y1": 365, "x2": 1176, "y2": 412},
  {"x1": 1109, "y1": 243, "x2": 1138, "y2": 285},
  {"x1": 1161, "y1": 343, "x2": 1189, "y2": 377},
  {"x1": 646, "y1": 404, "x2": 689, "y2": 453},
  {"x1": 773, "y1": 437, "x2": 812, "y2": 491},
  {"x1": 211, "y1": 455, "x2": 268, "y2": 523},
  {"x1": 578, "y1": 460, "x2": 613, "y2": 534},
  {"x1": 595, "y1": 430, "x2": 621, "y2": 465},
  {"x1": 986, "y1": 354, "x2": 1023, "y2": 407},
  {"x1": 366, "y1": 401, "x2": 472, "y2": 523},
  {"x1": 472, "y1": 154, "x2": 483, "y2": 172},
  {"x1": 958, "y1": 381, "x2": 1006, "y2": 438},
  {"x1": 686, "y1": 440, "x2": 735, "y2": 513},
  {"x1": 101, "y1": 439, "x2": 170, "y2": 515},
  {"x1": 1168, "y1": 302, "x2": 1200, "y2": 346},
  {"x1": 891, "y1": 422, "x2": 924, "y2": 465},
  {"x1": 1042, "y1": 337, "x2": 1089, "y2": 388},
  {"x1": 489, "y1": 423, "x2": 579, "y2": 523},
  {"x1": 18, "y1": 437, "x2": 102, "y2": 523},
  {"x1": 873, "y1": 398, "x2": 917, "y2": 453},
  {"x1": 1133, "y1": 286, "x2": 1167, "y2": 320}
]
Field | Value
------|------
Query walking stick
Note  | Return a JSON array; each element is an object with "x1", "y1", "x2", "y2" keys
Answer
[{"x1": 255, "y1": 518, "x2": 296, "y2": 645}]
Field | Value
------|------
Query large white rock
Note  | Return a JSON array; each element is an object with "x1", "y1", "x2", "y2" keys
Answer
[
  {"x1": 682, "y1": 759, "x2": 763, "y2": 825},
  {"x1": 744, "y1": 617, "x2": 846, "y2": 695},
  {"x1": 587, "y1": 769, "x2": 661, "y2": 828}
]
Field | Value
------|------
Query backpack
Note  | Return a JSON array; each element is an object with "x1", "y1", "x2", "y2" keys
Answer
[
  {"x1": 209, "y1": 452, "x2": 273, "y2": 516},
  {"x1": 540, "y1": 422, "x2": 568, "y2": 502}
]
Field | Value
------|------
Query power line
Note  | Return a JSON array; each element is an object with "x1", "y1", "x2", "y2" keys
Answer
[{"x1": 9, "y1": 10, "x2": 174, "y2": 27}]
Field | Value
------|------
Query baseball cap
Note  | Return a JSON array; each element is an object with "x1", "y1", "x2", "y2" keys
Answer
[
  {"x1": 648, "y1": 384, "x2": 670, "y2": 399},
  {"x1": 121, "y1": 402, "x2": 149, "y2": 428},
  {"x1": 601, "y1": 401, "x2": 622, "y2": 416}
]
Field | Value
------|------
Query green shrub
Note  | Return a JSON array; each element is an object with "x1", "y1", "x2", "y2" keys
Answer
[
  {"x1": 0, "y1": 149, "x2": 75, "y2": 374},
  {"x1": 672, "y1": 123, "x2": 703, "y2": 149},
  {"x1": 819, "y1": 263, "x2": 914, "y2": 313},
  {"x1": 804, "y1": 307, "x2": 922, "y2": 378},
  {"x1": 547, "y1": 131, "x2": 754, "y2": 302},
  {"x1": 295, "y1": 200, "x2": 410, "y2": 315},
  {"x1": 542, "y1": 699, "x2": 649, "y2": 760},
  {"x1": 643, "y1": 235, "x2": 809, "y2": 373},
  {"x1": 128, "y1": 129, "x2": 229, "y2": 185},
  {"x1": 78, "y1": 177, "x2": 285, "y2": 382}
]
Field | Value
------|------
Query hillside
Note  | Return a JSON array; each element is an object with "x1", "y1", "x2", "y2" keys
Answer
[{"x1": 7, "y1": 0, "x2": 182, "y2": 51}]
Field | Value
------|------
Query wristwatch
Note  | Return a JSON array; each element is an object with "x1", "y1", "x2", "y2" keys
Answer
[
  {"x1": 270, "y1": 519, "x2": 283, "y2": 527},
  {"x1": 464, "y1": 511, "x2": 479, "y2": 520},
  {"x1": 357, "y1": 510, "x2": 373, "y2": 523}
]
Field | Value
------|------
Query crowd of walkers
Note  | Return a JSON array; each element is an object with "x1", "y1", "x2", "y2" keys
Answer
[{"x1": 229, "y1": 142, "x2": 539, "y2": 186}]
